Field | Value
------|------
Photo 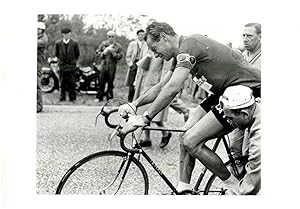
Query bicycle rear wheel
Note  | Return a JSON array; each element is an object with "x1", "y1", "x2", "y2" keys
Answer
[
  {"x1": 203, "y1": 156, "x2": 245, "y2": 195},
  {"x1": 56, "y1": 150, "x2": 149, "y2": 195}
]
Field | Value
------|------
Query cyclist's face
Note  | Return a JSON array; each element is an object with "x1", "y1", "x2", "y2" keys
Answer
[
  {"x1": 146, "y1": 35, "x2": 173, "y2": 61},
  {"x1": 223, "y1": 109, "x2": 249, "y2": 130}
]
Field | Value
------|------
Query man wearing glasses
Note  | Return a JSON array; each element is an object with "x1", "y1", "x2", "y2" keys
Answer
[{"x1": 95, "y1": 30, "x2": 123, "y2": 102}]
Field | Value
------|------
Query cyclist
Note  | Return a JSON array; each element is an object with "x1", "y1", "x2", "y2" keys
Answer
[
  {"x1": 219, "y1": 85, "x2": 261, "y2": 194},
  {"x1": 118, "y1": 22, "x2": 261, "y2": 193}
]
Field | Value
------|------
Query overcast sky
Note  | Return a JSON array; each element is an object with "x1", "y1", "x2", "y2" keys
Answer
[{"x1": 84, "y1": 12, "x2": 263, "y2": 47}]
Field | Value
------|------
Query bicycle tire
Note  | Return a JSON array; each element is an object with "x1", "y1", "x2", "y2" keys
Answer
[
  {"x1": 203, "y1": 156, "x2": 246, "y2": 195},
  {"x1": 55, "y1": 150, "x2": 149, "y2": 195}
]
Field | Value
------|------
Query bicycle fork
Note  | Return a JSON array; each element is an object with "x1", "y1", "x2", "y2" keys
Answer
[{"x1": 99, "y1": 153, "x2": 134, "y2": 195}]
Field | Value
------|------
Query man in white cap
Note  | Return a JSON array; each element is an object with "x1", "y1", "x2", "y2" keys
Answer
[
  {"x1": 95, "y1": 30, "x2": 123, "y2": 101},
  {"x1": 219, "y1": 85, "x2": 261, "y2": 194},
  {"x1": 37, "y1": 21, "x2": 48, "y2": 112}
]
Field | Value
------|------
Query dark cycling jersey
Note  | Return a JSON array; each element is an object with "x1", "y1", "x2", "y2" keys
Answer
[{"x1": 174, "y1": 34, "x2": 261, "y2": 96}]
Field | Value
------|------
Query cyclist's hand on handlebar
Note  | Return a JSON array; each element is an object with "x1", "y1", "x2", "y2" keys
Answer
[
  {"x1": 118, "y1": 102, "x2": 137, "y2": 118},
  {"x1": 121, "y1": 114, "x2": 148, "y2": 134}
]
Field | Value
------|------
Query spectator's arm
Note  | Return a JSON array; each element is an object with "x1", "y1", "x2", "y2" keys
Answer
[
  {"x1": 230, "y1": 120, "x2": 261, "y2": 195},
  {"x1": 111, "y1": 44, "x2": 123, "y2": 60},
  {"x1": 125, "y1": 42, "x2": 134, "y2": 67},
  {"x1": 96, "y1": 42, "x2": 105, "y2": 58}
]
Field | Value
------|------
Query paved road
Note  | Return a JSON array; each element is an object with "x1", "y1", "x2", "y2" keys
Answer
[{"x1": 36, "y1": 105, "x2": 227, "y2": 195}]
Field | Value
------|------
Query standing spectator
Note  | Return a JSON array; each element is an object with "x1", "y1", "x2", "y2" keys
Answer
[
  {"x1": 37, "y1": 21, "x2": 48, "y2": 113},
  {"x1": 125, "y1": 29, "x2": 148, "y2": 102},
  {"x1": 133, "y1": 54, "x2": 172, "y2": 148},
  {"x1": 242, "y1": 23, "x2": 261, "y2": 70},
  {"x1": 55, "y1": 26, "x2": 80, "y2": 102},
  {"x1": 95, "y1": 31, "x2": 123, "y2": 102},
  {"x1": 228, "y1": 23, "x2": 262, "y2": 161}
]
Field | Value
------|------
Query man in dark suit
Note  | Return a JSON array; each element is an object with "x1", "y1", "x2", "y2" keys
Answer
[{"x1": 55, "y1": 27, "x2": 80, "y2": 102}]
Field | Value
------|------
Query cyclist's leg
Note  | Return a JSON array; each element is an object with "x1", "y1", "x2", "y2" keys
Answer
[
  {"x1": 177, "y1": 106, "x2": 206, "y2": 191},
  {"x1": 183, "y1": 110, "x2": 230, "y2": 180}
]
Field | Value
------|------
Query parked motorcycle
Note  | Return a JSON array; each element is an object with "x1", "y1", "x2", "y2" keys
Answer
[
  {"x1": 40, "y1": 57, "x2": 60, "y2": 93},
  {"x1": 76, "y1": 63, "x2": 100, "y2": 94},
  {"x1": 41, "y1": 58, "x2": 100, "y2": 94}
]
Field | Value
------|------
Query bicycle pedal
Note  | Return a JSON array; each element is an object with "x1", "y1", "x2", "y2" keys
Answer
[{"x1": 178, "y1": 189, "x2": 196, "y2": 195}]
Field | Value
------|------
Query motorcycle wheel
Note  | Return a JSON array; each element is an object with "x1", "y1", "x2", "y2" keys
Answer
[{"x1": 40, "y1": 74, "x2": 56, "y2": 93}]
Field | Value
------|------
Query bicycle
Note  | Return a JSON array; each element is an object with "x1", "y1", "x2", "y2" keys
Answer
[{"x1": 55, "y1": 99, "x2": 248, "y2": 195}]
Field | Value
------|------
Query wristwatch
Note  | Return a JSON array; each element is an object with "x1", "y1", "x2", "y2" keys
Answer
[{"x1": 143, "y1": 111, "x2": 152, "y2": 123}]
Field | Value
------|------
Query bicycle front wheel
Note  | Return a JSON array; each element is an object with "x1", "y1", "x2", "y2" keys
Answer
[{"x1": 56, "y1": 150, "x2": 149, "y2": 195}]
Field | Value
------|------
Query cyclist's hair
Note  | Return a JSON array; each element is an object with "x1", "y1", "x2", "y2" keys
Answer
[
  {"x1": 145, "y1": 22, "x2": 176, "y2": 42},
  {"x1": 245, "y1": 23, "x2": 261, "y2": 35}
]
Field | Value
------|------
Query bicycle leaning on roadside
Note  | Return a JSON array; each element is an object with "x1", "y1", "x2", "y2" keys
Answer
[{"x1": 55, "y1": 99, "x2": 248, "y2": 195}]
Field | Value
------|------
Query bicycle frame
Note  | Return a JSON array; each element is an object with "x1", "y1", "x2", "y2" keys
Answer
[{"x1": 97, "y1": 107, "x2": 242, "y2": 194}]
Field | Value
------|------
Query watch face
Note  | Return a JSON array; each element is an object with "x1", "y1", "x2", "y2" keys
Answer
[
  {"x1": 189, "y1": 56, "x2": 196, "y2": 65},
  {"x1": 177, "y1": 54, "x2": 187, "y2": 62}
]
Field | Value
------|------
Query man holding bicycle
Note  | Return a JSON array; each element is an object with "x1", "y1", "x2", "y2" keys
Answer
[
  {"x1": 119, "y1": 22, "x2": 261, "y2": 194},
  {"x1": 219, "y1": 85, "x2": 261, "y2": 194}
]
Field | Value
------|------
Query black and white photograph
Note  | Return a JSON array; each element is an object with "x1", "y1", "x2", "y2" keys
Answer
[
  {"x1": 1, "y1": 0, "x2": 299, "y2": 208},
  {"x1": 37, "y1": 13, "x2": 262, "y2": 196}
]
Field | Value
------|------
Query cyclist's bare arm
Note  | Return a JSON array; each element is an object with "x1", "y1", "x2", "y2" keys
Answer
[
  {"x1": 146, "y1": 67, "x2": 190, "y2": 119},
  {"x1": 132, "y1": 70, "x2": 174, "y2": 107}
]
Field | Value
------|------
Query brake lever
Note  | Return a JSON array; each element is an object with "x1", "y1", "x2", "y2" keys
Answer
[{"x1": 95, "y1": 106, "x2": 105, "y2": 127}]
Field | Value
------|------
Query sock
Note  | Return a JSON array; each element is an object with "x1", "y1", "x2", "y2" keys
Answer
[
  {"x1": 177, "y1": 181, "x2": 192, "y2": 192},
  {"x1": 222, "y1": 174, "x2": 239, "y2": 189}
]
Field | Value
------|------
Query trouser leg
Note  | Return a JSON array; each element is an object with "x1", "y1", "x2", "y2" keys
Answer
[
  {"x1": 68, "y1": 71, "x2": 77, "y2": 101},
  {"x1": 59, "y1": 71, "x2": 66, "y2": 101},
  {"x1": 127, "y1": 63, "x2": 137, "y2": 102},
  {"x1": 97, "y1": 70, "x2": 105, "y2": 100},
  {"x1": 107, "y1": 69, "x2": 116, "y2": 99},
  {"x1": 37, "y1": 76, "x2": 43, "y2": 112},
  {"x1": 128, "y1": 85, "x2": 135, "y2": 102}
]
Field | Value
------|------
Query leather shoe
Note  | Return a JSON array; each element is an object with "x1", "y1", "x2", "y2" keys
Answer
[
  {"x1": 139, "y1": 140, "x2": 152, "y2": 147},
  {"x1": 160, "y1": 133, "x2": 172, "y2": 148}
]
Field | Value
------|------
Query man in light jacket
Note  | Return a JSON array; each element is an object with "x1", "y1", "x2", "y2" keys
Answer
[{"x1": 125, "y1": 29, "x2": 148, "y2": 102}]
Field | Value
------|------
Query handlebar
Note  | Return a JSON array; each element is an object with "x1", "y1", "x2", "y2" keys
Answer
[
  {"x1": 95, "y1": 107, "x2": 119, "y2": 129},
  {"x1": 96, "y1": 106, "x2": 187, "y2": 153}
]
